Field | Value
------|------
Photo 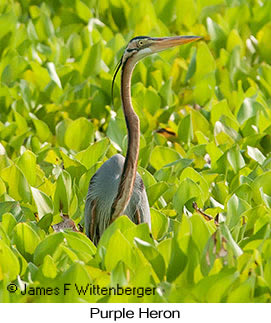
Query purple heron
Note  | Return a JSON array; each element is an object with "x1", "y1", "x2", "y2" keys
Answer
[{"x1": 85, "y1": 35, "x2": 200, "y2": 245}]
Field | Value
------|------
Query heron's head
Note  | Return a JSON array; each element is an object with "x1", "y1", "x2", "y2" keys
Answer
[
  {"x1": 122, "y1": 35, "x2": 201, "y2": 64},
  {"x1": 112, "y1": 35, "x2": 201, "y2": 100}
]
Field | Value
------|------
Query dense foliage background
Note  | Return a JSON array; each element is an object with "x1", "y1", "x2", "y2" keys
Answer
[{"x1": 1, "y1": 0, "x2": 271, "y2": 302}]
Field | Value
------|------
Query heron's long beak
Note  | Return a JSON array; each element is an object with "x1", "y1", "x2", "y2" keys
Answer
[{"x1": 150, "y1": 36, "x2": 201, "y2": 53}]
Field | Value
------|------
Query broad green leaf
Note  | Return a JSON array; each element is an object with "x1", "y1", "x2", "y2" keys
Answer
[
  {"x1": 150, "y1": 146, "x2": 181, "y2": 170},
  {"x1": 0, "y1": 12, "x2": 16, "y2": 39},
  {"x1": 247, "y1": 146, "x2": 266, "y2": 165},
  {"x1": 12, "y1": 223, "x2": 41, "y2": 261},
  {"x1": 63, "y1": 231, "x2": 96, "y2": 263},
  {"x1": 144, "y1": 87, "x2": 161, "y2": 114},
  {"x1": 146, "y1": 182, "x2": 168, "y2": 206},
  {"x1": 56, "y1": 119, "x2": 72, "y2": 147},
  {"x1": 207, "y1": 17, "x2": 227, "y2": 55},
  {"x1": 1, "y1": 212, "x2": 17, "y2": 237},
  {"x1": 34, "y1": 232, "x2": 64, "y2": 265},
  {"x1": 41, "y1": 254, "x2": 58, "y2": 279},
  {"x1": 211, "y1": 99, "x2": 236, "y2": 125},
  {"x1": 54, "y1": 169, "x2": 72, "y2": 214},
  {"x1": 257, "y1": 22, "x2": 271, "y2": 64},
  {"x1": 227, "y1": 276, "x2": 255, "y2": 302},
  {"x1": 0, "y1": 164, "x2": 31, "y2": 202},
  {"x1": 17, "y1": 150, "x2": 37, "y2": 186},
  {"x1": 97, "y1": 216, "x2": 136, "y2": 264},
  {"x1": 31, "y1": 187, "x2": 53, "y2": 218},
  {"x1": 185, "y1": 48, "x2": 197, "y2": 82},
  {"x1": 0, "y1": 240, "x2": 20, "y2": 281},
  {"x1": 220, "y1": 223, "x2": 243, "y2": 257},
  {"x1": 106, "y1": 112, "x2": 126, "y2": 151},
  {"x1": 65, "y1": 117, "x2": 94, "y2": 152},
  {"x1": 80, "y1": 41, "x2": 102, "y2": 77},
  {"x1": 173, "y1": 178, "x2": 202, "y2": 214},
  {"x1": 76, "y1": 0, "x2": 92, "y2": 22},
  {"x1": 227, "y1": 146, "x2": 245, "y2": 173},
  {"x1": 31, "y1": 115, "x2": 52, "y2": 143},
  {"x1": 178, "y1": 114, "x2": 193, "y2": 145},
  {"x1": 237, "y1": 98, "x2": 262, "y2": 124},
  {"x1": 150, "y1": 208, "x2": 169, "y2": 240},
  {"x1": 75, "y1": 138, "x2": 109, "y2": 169},
  {"x1": 190, "y1": 214, "x2": 214, "y2": 253},
  {"x1": 134, "y1": 237, "x2": 165, "y2": 281},
  {"x1": 251, "y1": 171, "x2": 271, "y2": 204},
  {"x1": 167, "y1": 238, "x2": 187, "y2": 282},
  {"x1": 47, "y1": 62, "x2": 62, "y2": 89},
  {"x1": 179, "y1": 167, "x2": 209, "y2": 202},
  {"x1": 111, "y1": 261, "x2": 128, "y2": 286},
  {"x1": 226, "y1": 194, "x2": 250, "y2": 229},
  {"x1": 105, "y1": 230, "x2": 134, "y2": 271}
]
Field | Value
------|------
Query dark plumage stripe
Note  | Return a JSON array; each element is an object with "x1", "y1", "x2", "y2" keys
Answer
[
  {"x1": 126, "y1": 48, "x2": 138, "y2": 52},
  {"x1": 130, "y1": 36, "x2": 150, "y2": 41}
]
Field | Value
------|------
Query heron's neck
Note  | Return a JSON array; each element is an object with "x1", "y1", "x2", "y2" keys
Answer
[{"x1": 111, "y1": 59, "x2": 140, "y2": 221}]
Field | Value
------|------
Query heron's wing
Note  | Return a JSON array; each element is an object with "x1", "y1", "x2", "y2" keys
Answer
[
  {"x1": 89, "y1": 199, "x2": 97, "y2": 240},
  {"x1": 128, "y1": 175, "x2": 151, "y2": 229},
  {"x1": 84, "y1": 173, "x2": 98, "y2": 241}
]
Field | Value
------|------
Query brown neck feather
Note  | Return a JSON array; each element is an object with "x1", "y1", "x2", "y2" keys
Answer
[{"x1": 111, "y1": 58, "x2": 140, "y2": 221}]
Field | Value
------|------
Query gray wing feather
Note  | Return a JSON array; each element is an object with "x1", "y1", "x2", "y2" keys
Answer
[{"x1": 84, "y1": 154, "x2": 151, "y2": 244}]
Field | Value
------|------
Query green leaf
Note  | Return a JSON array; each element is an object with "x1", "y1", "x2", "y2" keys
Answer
[
  {"x1": 144, "y1": 87, "x2": 161, "y2": 114},
  {"x1": 207, "y1": 17, "x2": 227, "y2": 55},
  {"x1": 17, "y1": 150, "x2": 37, "y2": 186},
  {"x1": 65, "y1": 117, "x2": 94, "y2": 152},
  {"x1": 167, "y1": 238, "x2": 187, "y2": 282},
  {"x1": 31, "y1": 187, "x2": 53, "y2": 218},
  {"x1": 0, "y1": 164, "x2": 31, "y2": 202},
  {"x1": 105, "y1": 230, "x2": 134, "y2": 271},
  {"x1": 247, "y1": 146, "x2": 266, "y2": 165},
  {"x1": 75, "y1": 138, "x2": 109, "y2": 169},
  {"x1": 150, "y1": 146, "x2": 181, "y2": 170},
  {"x1": 185, "y1": 48, "x2": 197, "y2": 82},
  {"x1": 220, "y1": 223, "x2": 243, "y2": 257},
  {"x1": 47, "y1": 62, "x2": 62, "y2": 89},
  {"x1": 173, "y1": 178, "x2": 202, "y2": 214},
  {"x1": 237, "y1": 99, "x2": 262, "y2": 124},
  {"x1": 111, "y1": 261, "x2": 128, "y2": 286},
  {"x1": 134, "y1": 237, "x2": 165, "y2": 281},
  {"x1": 211, "y1": 99, "x2": 236, "y2": 126},
  {"x1": 41, "y1": 254, "x2": 58, "y2": 279},
  {"x1": 226, "y1": 194, "x2": 249, "y2": 229},
  {"x1": 97, "y1": 216, "x2": 136, "y2": 264},
  {"x1": 179, "y1": 167, "x2": 209, "y2": 202},
  {"x1": 178, "y1": 114, "x2": 193, "y2": 145},
  {"x1": 54, "y1": 170, "x2": 72, "y2": 214},
  {"x1": 150, "y1": 208, "x2": 169, "y2": 240},
  {"x1": 34, "y1": 232, "x2": 64, "y2": 265},
  {"x1": 0, "y1": 240, "x2": 20, "y2": 281},
  {"x1": 106, "y1": 112, "x2": 126, "y2": 151},
  {"x1": 251, "y1": 170, "x2": 271, "y2": 204},
  {"x1": 257, "y1": 22, "x2": 271, "y2": 64},
  {"x1": 63, "y1": 231, "x2": 96, "y2": 263},
  {"x1": 76, "y1": 0, "x2": 92, "y2": 22},
  {"x1": 227, "y1": 146, "x2": 245, "y2": 173},
  {"x1": 12, "y1": 223, "x2": 41, "y2": 261},
  {"x1": 30, "y1": 114, "x2": 52, "y2": 143},
  {"x1": 227, "y1": 276, "x2": 255, "y2": 302},
  {"x1": 80, "y1": 41, "x2": 102, "y2": 77},
  {"x1": 1, "y1": 212, "x2": 17, "y2": 237},
  {"x1": 0, "y1": 12, "x2": 16, "y2": 39},
  {"x1": 146, "y1": 182, "x2": 168, "y2": 206}
]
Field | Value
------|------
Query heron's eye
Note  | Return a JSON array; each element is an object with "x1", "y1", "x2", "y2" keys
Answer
[{"x1": 138, "y1": 40, "x2": 144, "y2": 47}]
